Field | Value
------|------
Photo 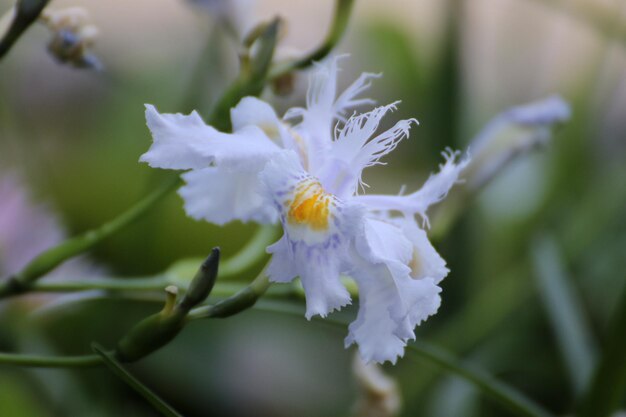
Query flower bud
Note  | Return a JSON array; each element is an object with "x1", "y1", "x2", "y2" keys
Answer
[
  {"x1": 115, "y1": 286, "x2": 185, "y2": 362},
  {"x1": 40, "y1": 7, "x2": 101, "y2": 70},
  {"x1": 178, "y1": 248, "x2": 220, "y2": 312},
  {"x1": 115, "y1": 250, "x2": 221, "y2": 362}
]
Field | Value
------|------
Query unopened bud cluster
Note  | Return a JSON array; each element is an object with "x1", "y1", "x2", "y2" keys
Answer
[{"x1": 40, "y1": 7, "x2": 101, "y2": 69}]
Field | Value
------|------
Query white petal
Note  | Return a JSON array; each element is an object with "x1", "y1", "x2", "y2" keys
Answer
[
  {"x1": 470, "y1": 95, "x2": 571, "y2": 154},
  {"x1": 231, "y1": 97, "x2": 298, "y2": 151},
  {"x1": 354, "y1": 218, "x2": 412, "y2": 274},
  {"x1": 283, "y1": 56, "x2": 380, "y2": 176},
  {"x1": 179, "y1": 167, "x2": 277, "y2": 225},
  {"x1": 346, "y1": 218, "x2": 442, "y2": 364},
  {"x1": 268, "y1": 235, "x2": 352, "y2": 319},
  {"x1": 141, "y1": 104, "x2": 281, "y2": 171},
  {"x1": 141, "y1": 104, "x2": 215, "y2": 170},
  {"x1": 345, "y1": 262, "x2": 410, "y2": 364},
  {"x1": 333, "y1": 71, "x2": 381, "y2": 120},
  {"x1": 346, "y1": 260, "x2": 441, "y2": 364},
  {"x1": 260, "y1": 151, "x2": 364, "y2": 318},
  {"x1": 409, "y1": 149, "x2": 470, "y2": 219},
  {"x1": 401, "y1": 218, "x2": 449, "y2": 283},
  {"x1": 353, "y1": 149, "x2": 469, "y2": 220},
  {"x1": 318, "y1": 103, "x2": 417, "y2": 197}
]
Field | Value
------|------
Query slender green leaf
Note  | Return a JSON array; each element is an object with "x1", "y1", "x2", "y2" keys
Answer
[
  {"x1": 531, "y1": 234, "x2": 596, "y2": 394},
  {"x1": 578, "y1": 283, "x2": 626, "y2": 417},
  {"x1": 0, "y1": 352, "x2": 101, "y2": 368},
  {"x1": 250, "y1": 300, "x2": 555, "y2": 417},
  {"x1": 92, "y1": 344, "x2": 183, "y2": 417},
  {"x1": 406, "y1": 342, "x2": 554, "y2": 417},
  {"x1": 0, "y1": 175, "x2": 181, "y2": 298}
]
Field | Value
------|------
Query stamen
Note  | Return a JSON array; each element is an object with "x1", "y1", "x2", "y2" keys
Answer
[{"x1": 287, "y1": 180, "x2": 332, "y2": 231}]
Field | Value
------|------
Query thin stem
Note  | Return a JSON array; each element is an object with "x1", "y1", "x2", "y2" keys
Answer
[
  {"x1": 0, "y1": 0, "x2": 51, "y2": 60},
  {"x1": 250, "y1": 300, "x2": 555, "y2": 417},
  {"x1": 269, "y1": 0, "x2": 355, "y2": 79},
  {"x1": 0, "y1": 351, "x2": 101, "y2": 368},
  {"x1": 0, "y1": 175, "x2": 182, "y2": 298},
  {"x1": 406, "y1": 343, "x2": 554, "y2": 417},
  {"x1": 30, "y1": 276, "x2": 169, "y2": 292},
  {"x1": 220, "y1": 225, "x2": 280, "y2": 277},
  {"x1": 207, "y1": 18, "x2": 280, "y2": 132},
  {"x1": 531, "y1": 234, "x2": 596, "y2": 395},
  {"x1": 93, "y1": 344, "x2": 183, "y2": 417},
  {"x1": 578, "y1": 281, "x2": 626, "y2": 417}
]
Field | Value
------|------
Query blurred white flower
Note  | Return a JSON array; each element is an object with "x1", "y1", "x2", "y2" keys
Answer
[
  {"x1": 465, "y1": 96, "x2": 571, "y2": 221},
  {"x1": 351, "y1": 354, "x2": 401, "y2": 417},
  {"x1": 141, "y1": 57, "x2": 468, "y2": 363},
  {"x1": 0, "y1": 173, "x2": 100, "y2": 284},
  {"x1": 470, "y1": 95, "x2": 571, "y2": 157}
]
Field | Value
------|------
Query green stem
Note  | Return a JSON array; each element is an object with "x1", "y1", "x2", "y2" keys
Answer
[
  {"x1": 269, "y1": 0, "x2": 355, "y2": 79},
  {"x1": 406, "y1": 342, "x2": 554, "y2": 417},
  {"x1": 93, "y1": 344, "x2": 183, "y2": 417},
  {"x1": 531, "y1": 234, "x2": 596, "y2": 396},
  {"x1": 250, "y1": 300, "x2": 554, "y2": 417},
  {"x1": 30, "y1": 276, "x2": 169, "y2": 292},
  {"x1": 0, "y1": 351, "x2": 101, "y2": 368},
  {"x1": 219, "y1": 225, "x2": 280, "y2": 276},
  {"x1": 0, "y1": 0, "x2": 51, "y2": 60},
  {"x1": 0, "y1": 176, "x2": 182, "y2": 298},
  {"x1": 578, "y1": 282, "x2": 626, "y2": 417},
  {"x1": 208, "y1": 18, "x2": 280, "y2": 132}
]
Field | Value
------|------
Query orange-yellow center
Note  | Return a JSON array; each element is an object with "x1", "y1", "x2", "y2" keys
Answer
[{"x1": 287, "y1": 181, "x2": 331, "y2": 231}]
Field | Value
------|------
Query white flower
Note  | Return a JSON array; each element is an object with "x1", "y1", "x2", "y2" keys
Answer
[
  {"x1": 0, "y1": 173, "x2": 103, "y2": 279},
  {"x1": 141, "y1": 57, "x2": 469, "y2": 363},
  {"x1": 351, "y1": 353, "x2": 401, "y2": 417}
]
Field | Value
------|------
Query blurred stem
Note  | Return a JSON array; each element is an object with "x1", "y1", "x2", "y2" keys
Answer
[
  {"x1": 0, "y1": 0, "x2": 50, "y2": 60},
  {"x1": 30, "y1": 276, "x2": 169, "y2": 292},
  {"x1": 219, "y1": 225, "x2": 280, "y2": 277},
  {"x1": 93, "y1": 344, "x2": 184, "y2": 417},
  {"x1": 406, "y1": 342, "x2": 554, "y2": 417},
  {"x1": 209, "y1": 0, "x2": 355, "y2": 131},
  {"x1": 0, "y1": 176, "x2": 182, "y2": 299},
  {"x1": 0, "y1": 351, "x2": 101, "y2": 367},
  {"x1": 31, "y1": 226, "x2": 278, "y2": 296},
  {"x1": 178, "y1": 25, "x2": 222, "y2": 113},
  {"x1": 187, "y1": 266, "x2": 271, "y2": 320},
  {"x1": 208, "y1": 18, "x2": 281, "y2": 132},
  {"x1": 431, "y1": 132, "x2": 542, "y2": 241},
  {"x1": 578, "y1": 281, "x2": 626, "y2": 417},
  {"x1": 432, "y1": 264, "x2": 531, "y2": 350},
  {"x1": 268, "y1": 0, "x2": 355, "y2": 78},
  {"x1": 251, "y1": 300, "x2": 555, "y2": 417},
  {"x1": 531, "y1": 234, "x2": 596, "y2": 396}
]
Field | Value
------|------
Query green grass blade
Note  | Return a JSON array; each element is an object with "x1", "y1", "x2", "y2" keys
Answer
[
  {"x1": 406, "y1": 342, "x2": 554, "y2": 417},
  {"x1": 92, "y1": 344, "x2": 183, "y2": 417},
  {"x1": 578, "y1": 284, "x2": 626, "y2": 417},
  {"x1": 251, "y1": 300, "x2": 555, "y2": 417},
  {"x1": 531, "y1": 234, "x2": 596, "y2": 394}
]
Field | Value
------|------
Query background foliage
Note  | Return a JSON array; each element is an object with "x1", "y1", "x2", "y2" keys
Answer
[{"x1": 1, "y1": 0, "x2": 625, "y2": 416}]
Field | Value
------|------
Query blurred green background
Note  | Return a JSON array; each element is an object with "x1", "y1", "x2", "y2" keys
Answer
[{"x1": 1, "y1": 0, "x2": 625, "y2": 416}]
